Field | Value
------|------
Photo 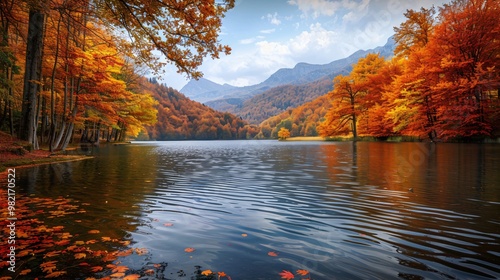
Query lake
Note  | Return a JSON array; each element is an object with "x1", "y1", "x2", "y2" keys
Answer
[{"x1": 16, "y1": 140, "x2": 500, "y2": 279}]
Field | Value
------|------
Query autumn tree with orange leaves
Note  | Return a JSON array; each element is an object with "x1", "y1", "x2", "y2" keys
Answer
[
  {"x1": 320, "y1": 0, "x2": 500, "y2": 141},
  {"x1": 8, "y1": 0, "x2": 234, "y2": 148}
]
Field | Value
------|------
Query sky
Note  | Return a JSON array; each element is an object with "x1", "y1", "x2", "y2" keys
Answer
[{"x1": 159, "y1": 0, "x2": 445, "y2": 90}]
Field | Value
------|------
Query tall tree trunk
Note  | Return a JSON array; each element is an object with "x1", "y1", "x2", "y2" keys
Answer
[{"x1": 19, "y1": 7, "x2": 45, "y2": 146}]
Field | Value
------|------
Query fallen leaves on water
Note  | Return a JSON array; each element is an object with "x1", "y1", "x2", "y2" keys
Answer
[
  {"x1": 201, "y1": 269, "x2": 213, "y2": 276},
  {"x1": 45, "y1": 271, "x2": 67, "y2": 278},
  {"x1": 164, "y1": 222, "x2": 174, "y2": 227},
  {"x1": 184, "y1": 247, "x2": 195, "y2": 253},
  {"x1": 296, "y1": 269, "x2": 310, "y2": 276},
  {"x1": 74, "y1": 253, "x2": 86, "y2": 259},
  {"x1": 112, "y1": 265, "x2": 129, "y2": 273},
  {"x1": 135, "y1": 247, "x2": 149, "y2": 255},
  {"x1": 268, "y1": 251, "x2": 279, "y2": 257},
  {"x1": 19, "y1": 269, "x2": 31, "y2": 276},
  {"x1": 123, "y1": 274, "x2": 141, "y2": 280},
  {"x1": 241, "y1": 233, "x2": 248, "y2": 237},
  {"x1": 279, "y1": 270, "x2": 295, "y2": 280},
  {"x1": 88, "y1": 229, "x2": 100, "y2": 234}
]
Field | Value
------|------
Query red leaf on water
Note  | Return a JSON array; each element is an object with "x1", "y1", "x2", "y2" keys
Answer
[
  {"x1": 268, "y1": 251, "x2": 279, "y2": 257},
  {"x1": 296, "y1": 269, "x2": 309, "y2": 276},
  {"x1": 279, "y1": 270, "x2": 294, "y2": 280}
]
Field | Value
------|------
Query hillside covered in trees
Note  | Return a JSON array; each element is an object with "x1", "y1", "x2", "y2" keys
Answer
[{"x1": 144, "y1": 81, "x2": 258, "y2": 140}]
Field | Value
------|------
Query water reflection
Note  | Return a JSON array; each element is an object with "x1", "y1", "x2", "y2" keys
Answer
[{"x1": 15, "y1": 141, "x2": 500, "y2": 279}]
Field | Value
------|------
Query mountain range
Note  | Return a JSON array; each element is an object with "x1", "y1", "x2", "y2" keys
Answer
[{"x1": 180, "y1": 36, "x2": 396, "y2": 124}]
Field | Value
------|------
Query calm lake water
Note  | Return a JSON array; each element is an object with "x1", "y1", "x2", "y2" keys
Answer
[{"x1": 17, "y1": 140, "x2": 500, "y2": 279}]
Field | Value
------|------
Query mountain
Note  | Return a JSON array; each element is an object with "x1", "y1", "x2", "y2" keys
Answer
[
  {"x1": 203, "y1": 36, "x2": 395, "y2": 115},
  {"x1": 180, "y1": 78, "x2": 237, "y2": 103},
  {"x1": 237, "y1": 77, "x2": 333, "y2": 124},
  {"x1": 182, "y1": 37, "x2": 395, "y2": 109}
]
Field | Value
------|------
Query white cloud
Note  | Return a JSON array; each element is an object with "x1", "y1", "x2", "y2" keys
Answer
[
  {"x1": 265, "y1": 12, "x2": 282, "y2": 25},
  {"x1": 260, "y1": 29, "x2": 276, "y2": 34},
  {"x1": 239, "y1": 36, "x2": 265, "y2": 45},
  {"x1": 288, "y1": 0, "x2": 373, "y2": 19}
]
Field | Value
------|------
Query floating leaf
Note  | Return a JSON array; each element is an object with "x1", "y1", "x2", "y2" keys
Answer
[
  {"x1": 201, "y1": 269, "x2": 213, "y2": 276},
  {"x1": 184, "y1": 247, "x2": 195, "y2": 253},
  {"x1": 123, "y1": 275, "x2": 141, "y2": 280},
  {"x1": 74, "y1": 253, "x2": 86, "y2": 259},
  {"x1": 88, "y1": 229, "x2": 100, "y2": 234},
  {"x1": 112, "y1": 265, "x2": 129, "y2": 273},
  {"x1": 163, "y1": 223, "x2": 174, "y2": 227},
  {"x1": 110, "y1": 272, "x2": 125, "y2": 278},
  {"x1": 101, "y1": 236, "x2": 112, "y2": 242},
  {"x1": 40, "y1": 261, "x2": 58, "y2": 274},
  {"x1": 91, "y1": 266, "x2": 103, "y2": 272},
  {"x1": 19, "y1": 269, "x2": 31, "y2": 276},
  {"x1": 135, "y1": 248, "x2": 148, "y2": 255},
  {"x1": 218, "y1": 271, "x2": 227, "y2": 277},
  {"x1": 279, "y1": 270, "x2": 295, "y2": 280},
  {"x1": 45, "y1": 271, "x2": 67, "y2": 278},
  {"x1": 44, "y1": 251, "x2": 61, "y2": 258},
  {"x1": 296, "y1": 269, "x2": 309, "y2": 276},
  {"x1": 268, "y1": 251, "x2": 279, "y2": 257},
  {"x1": 144, "y1": 269, "x2": 155, "y2": 275},
  {"x1": 241, "y1": 233, "x2": 248, "y2": 237},
  {"x1": 153, "y1": 263, "x2": 162, "y2": 268},
  {"x1": 116, "y1": 249, "x2": 133, "y2": 257},
  {"x1": 54, "y1": 239, "x2": 70, "y2": 246}
]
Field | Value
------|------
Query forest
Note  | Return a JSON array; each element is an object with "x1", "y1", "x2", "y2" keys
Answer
[
  {"x1": 257, "y1": 0, "x2": 500, "y2": 141},
  {"x1": 0, "y1": 0, "x2": 238, "y2": 150}
]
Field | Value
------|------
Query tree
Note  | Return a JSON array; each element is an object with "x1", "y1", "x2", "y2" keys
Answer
[
  {"x1": 19, "y1": 2, "x2": 45, "y2": 147},
  {"x1": 277, "y1": 127, "x2": 290, "y2": 140},
  {"x1": 17, "y1": 0, "x2": 235, "y2": 146},
  {"x1": 320, "y1": 54, "x2": 386, "y2": 140},
  {"x1": 393, "y1": 6, "x2": 436, "y2": 57}
]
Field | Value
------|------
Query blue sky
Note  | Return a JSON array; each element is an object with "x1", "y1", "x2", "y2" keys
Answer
[{"x1": 161, "y1": 0, "x2": 445, "y2": 90}]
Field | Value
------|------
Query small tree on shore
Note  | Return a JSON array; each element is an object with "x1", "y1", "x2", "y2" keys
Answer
[{"x1": 278, "y1": 127, "x2": 290, "y2": 140}]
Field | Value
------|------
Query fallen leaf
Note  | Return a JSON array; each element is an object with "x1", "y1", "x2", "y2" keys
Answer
[
  {"x1": 201, "y1": 269, "x2": 213, "y2": 276},
  {"x1": 153, "y1": 263, "x2": 161, "y2": 268},
  {"x1": 45, "y1": 271, "x2": 67, "y2": 278},
  {"x1": 86, "y1": 239, "x2": 97, "y2": 244},
  {"x1": 112, "y1": 265, "x2": 129, "y2": 273},
  {"x1": 54, "y1": 239, "x2": 70, "y2": 246},
  {"x1": 17, "y1": 250, "x2": 32, "y2": 257},
  {"x1": 101, "y1": 236, "x2": 112, "y2": 242},
  {"x1": 218, "y1": 271, "x2": 227, "y2": 277},
  {"x1": 268, "y1": 251, "x2": 279, "y2": 257},
  {"x1": 110, "y1": 272, "x2": 125, "y2": 278},
  {"x1": 88, "y1": 229, "x2": 100, "y2": 234},
  {"x1": 91, "y1": 266, "x2": 103, "y2": 272},
  {"x1": 74, "y1": 253, "x2": 86, "y2": 259},
  {"x1": 19, "y1": 269, "x2": 31, "y2": 276},
  {"x1": 296, "y1": 269, "x2": 309, "y2": 276},
  {"x1": 144, "y1": 269, "x2": 155, "y2": 275},
  {"x1": 279, "y1": 270, "x2": 295, "y2": 280},
  {"x1": 184, "y1": 247, "x2": 195, "y2": 253},
  {"x1": 123, "y1": 274, "x2": 141, "y2": 280},
  {"x1": 241, "y1": 233, "x2": 248, "y2": 237},
  {"x1": 164, "y1": 223, "x2": 174, "y2": 227},
  {"x1": 44, "y1": 251, "x2": 61, "y2": 258},
  {"x1": 135, "y1": 248, "x2": 148, "y2": 255},
  {"x1": 116, "y1": 249, "x2": 133, "y2": 257}
]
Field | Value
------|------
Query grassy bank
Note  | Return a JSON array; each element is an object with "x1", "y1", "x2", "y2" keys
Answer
[{"x1": 0, "y1": 131, "x2": 92, "y2": 172}]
